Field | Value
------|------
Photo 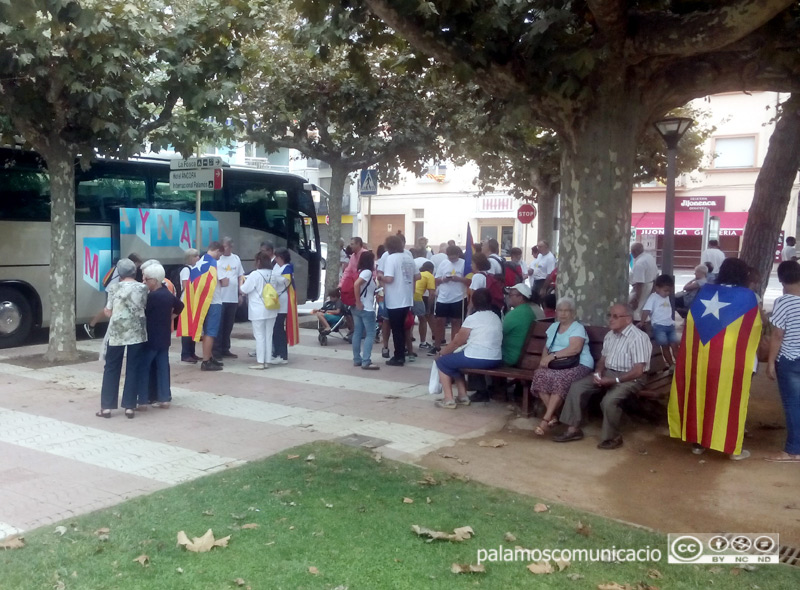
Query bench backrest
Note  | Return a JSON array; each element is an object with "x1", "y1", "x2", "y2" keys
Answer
[{"x1": 516, "y1": 320, "x2": 666, "y2": 374}]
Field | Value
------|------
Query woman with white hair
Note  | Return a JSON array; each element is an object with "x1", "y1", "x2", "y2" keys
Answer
[
  {"x1": 140, "y1": 263, "x2": 184, "y2": 409},
  {"x1": 530, "y1": 296, "x2": 594, "y2": 435},
  {"x1": 97, "y1": 258, "x2": 148, "y2": 418}
]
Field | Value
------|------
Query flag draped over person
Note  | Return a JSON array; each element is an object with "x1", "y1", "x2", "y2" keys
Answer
[
  {"x1": 464, "y1": 223, "x2": 474, "y2": 275},
  {"x1": 176, "y1": 253, "x2": 218, "y2": 342},
  {"x1": 283, "y1": 263, "x2": 299, "y2": 346},
  {"x1": 668, "y1": 283, "x2": 762, "y2": 455}
]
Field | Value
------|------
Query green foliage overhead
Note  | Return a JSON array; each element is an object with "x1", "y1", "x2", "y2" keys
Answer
[
  {"x1": 0, "y1": 0, "x2": 272, "y2": 159},
  {"x1": 239, "y1": 2, "x2": 444, "y2": 187}
]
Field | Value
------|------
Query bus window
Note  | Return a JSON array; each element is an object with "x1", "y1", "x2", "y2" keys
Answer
[
  {"x1": 0, "y1": 166, "x2": 50, "y2": 221},
  {"x1": 153, "y1": 182, "x2": 196, "y2": 212},
  {"x1": 76, "y1": 175, "x2": 147, "y2": 222},
  {"x1": 229, "y1": 179, "x2": 289, "y2": 239}
]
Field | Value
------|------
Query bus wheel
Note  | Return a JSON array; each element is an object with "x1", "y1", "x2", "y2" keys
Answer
[{"x1": 0, "y1": 287, "x2": 33, "y2": 348}]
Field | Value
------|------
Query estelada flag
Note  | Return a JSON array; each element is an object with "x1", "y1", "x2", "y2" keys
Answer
[
  {"x1": 282, "y1": 263, "x2": 300, "y2": 346},
  {"x1": 668, "y1": 283, "x2": 762, "y2": 455},
  {"x1": 176, "y1": 253, "x2": 218, "y2": 342}
]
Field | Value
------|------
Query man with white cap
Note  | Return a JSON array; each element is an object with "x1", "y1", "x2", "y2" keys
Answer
[
  {"x1": 470, "y1": 282, "x2": 544, "y2": 403},
  {"x1": 503, "y1": 283, "x2": 544, "y2": 366}
]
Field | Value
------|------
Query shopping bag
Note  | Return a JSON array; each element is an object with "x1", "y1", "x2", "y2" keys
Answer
[{"x1": 428, "y1": 360, "x2": 442, "y2": 395}]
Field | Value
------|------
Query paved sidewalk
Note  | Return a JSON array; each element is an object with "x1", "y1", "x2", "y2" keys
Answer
[{"x1": 0, "y1": 327, "x2": 510, "y2": 539}]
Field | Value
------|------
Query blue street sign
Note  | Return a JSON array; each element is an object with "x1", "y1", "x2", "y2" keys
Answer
[{"x1": 359, "y1": 169, "x2": 378, "y2": 195}]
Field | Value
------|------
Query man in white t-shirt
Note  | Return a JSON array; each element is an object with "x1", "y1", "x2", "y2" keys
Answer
[
  {"x1": 700, "y1": 240, "x2": 726, "y2": 274},
  {"x1": 782, "y1": 236, "x2": 797, "y2": 261},
  {"x1": 380, "y1": 235, "x2": 419, "y2": 366},
  {"x1": 213, "y1": 237, "x2": 245, "y2": 361},
  {"x1": 430, "y1": 243, "x2": 448, "y2": 273},
  {"x1": 629, "y1": 242, "x2": 659, "y2": 321},
  {"x1": 431, "y1": 245, "x2": 470, "y2": 355},
  {"x1": 528, "y1": 240, "x2": 556, "y2": 295}
]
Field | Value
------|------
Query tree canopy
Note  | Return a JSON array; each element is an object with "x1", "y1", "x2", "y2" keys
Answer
[
  {"x1": 239, "y1": 3, "x2": 446, "y2": 288},
  {"x1": 331, "y1": 0, "x2": 800, "y2": 323}
]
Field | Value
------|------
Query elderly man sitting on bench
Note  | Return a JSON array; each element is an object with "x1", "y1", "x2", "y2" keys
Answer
[{"x1": 552, "y1": 303, "x2": 652, "y2": 450}]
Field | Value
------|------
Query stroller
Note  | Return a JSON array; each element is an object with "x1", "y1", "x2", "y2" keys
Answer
[
  {"x1": 317, "y1": 305, "x2": 380, "y2": 346},
  {"x1": 318, "y1": 308, "x2": 349, "y2": 346}
]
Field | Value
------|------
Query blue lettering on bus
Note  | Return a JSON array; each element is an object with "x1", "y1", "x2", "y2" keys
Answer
[
  {"x1": 119, "y1": 208, "x2": 219, "y2": 249},
  {"x1": 82, "y1": 237, "x2": 113, "y2": 292}
]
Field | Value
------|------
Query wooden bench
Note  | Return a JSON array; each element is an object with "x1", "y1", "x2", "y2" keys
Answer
[{"x1": 462, "y1": 320, "x2": 672, "y2": 417}]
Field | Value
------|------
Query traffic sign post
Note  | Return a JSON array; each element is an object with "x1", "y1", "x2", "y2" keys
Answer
[{"x1": 517, "y1": 204, "x2": 537, "y2": 224}]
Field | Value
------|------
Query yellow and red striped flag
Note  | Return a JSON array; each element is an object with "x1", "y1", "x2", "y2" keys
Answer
[
  {"x1": 176, "y1": 253, "x2": 218, "y2": 342},
  {"x1": 283, "y1": 263, "x2": 299, "y2": 346},
  {"x1": 668, "y1": 284, "x2": 761, "y2": 455}
]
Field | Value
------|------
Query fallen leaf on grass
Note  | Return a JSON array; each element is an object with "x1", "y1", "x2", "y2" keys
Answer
[
  {"x1": 647, "y1": 569, "x2": 663, "y2": 579},
  {"x1": 305, "y1": 454, "x2": 315, "y2": 462},
  {"x1": 417, "y1": 475, "x2": 438, "y2": 486},
  {"x1": 477, "y1": 439, "x2": 507, "y2": 448},
  {"x1": 411, "y1": 524, "x2": 474, "y2": 542},
  {"x1": 0, "y1": 537, "x2": 24, "y2": 550},
  {"x1": 234, "y1": 578, "x2": 246, "y2": 586},
  {"x1": 555, "y1": 559, "x2": 570, "y2": 571},
  {"x1": 240, "y1": 524, "x2": 259, "y2": 530},
  {"x1": 202, "y1": 510, "x2": 214, "y2": 517},
  {"x1": 176, "y1": 529, "x2": 231, "y2": 553},
  {"x1": 527, "y1": 561, "x2": 553, "y2": 574},
  {"x1": 133, "y1": 554, "x2": 150, "y2": 567},
  {"x1": 708, "y1": 567, "x2": 723, "y2": 574},
  {"x1": 597, "y1": 584, "x2": 628, "y2": 590},
  {"x1": 534, "y1": 503, "x2": 549, "y2": 513},
  {"x1": 451, "y1": 563, "x2": 486, "y2": 574},
  {"x1": 308, "y1": 566, "x2": 319, "y2": 575},
  {"x1": 403, "y1": 497, "x2": 414, "y2": 504},
  {"x1": 504, "y1": 532, "x2": 517, "y2": 542},
  {"x1": 54, "y1": 526, "x2": 67, "y2": 536},
  {"x1": 426, "y1": 497, "x2": 432, "y2": 504},
  {"x1": 176, "y1": 567, "x2": 184, "y2": 574},
  {"x1": 566, "y1": 573, "x2": 584, "y2": 581},
  {"x1": 287, "y1": 454, "x2": 300, "y2": 460},
  {"x1": 94, "y1": 528, "x2": 110, "y2": 536},
  {"x1": 576, "y1": 521, "x2": 592, "y2": 536}
]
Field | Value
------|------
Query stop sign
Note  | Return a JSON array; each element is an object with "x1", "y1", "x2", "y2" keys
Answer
[{"x1": 517, "y1": 204, "x2": 537, "y2": 224}]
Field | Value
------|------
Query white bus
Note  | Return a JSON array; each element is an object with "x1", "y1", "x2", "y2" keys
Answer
[{"x1": 0, "y1": 147, "x2": 322, "y2": 347}]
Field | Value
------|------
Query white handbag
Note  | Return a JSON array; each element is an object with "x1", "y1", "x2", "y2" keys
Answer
[{"x1": 428, "y1": 360, "x2": 442, "y2": 395}]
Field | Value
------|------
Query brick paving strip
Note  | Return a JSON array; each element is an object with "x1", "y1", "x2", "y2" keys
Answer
[{"x1": 0, "y1": 332, "x2": 510, "y2": 538}]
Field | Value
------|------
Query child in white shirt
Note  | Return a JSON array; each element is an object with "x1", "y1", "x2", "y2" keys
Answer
[{"x1": 641, "y1": 274, "x2": 679, "y2": 368}]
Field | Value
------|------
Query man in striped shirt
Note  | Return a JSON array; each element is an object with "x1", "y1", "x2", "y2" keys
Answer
[{"x1": 553, "y1": 303, "x2": 652, "y2": 449}]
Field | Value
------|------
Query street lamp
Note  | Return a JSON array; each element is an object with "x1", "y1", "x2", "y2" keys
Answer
[{"x1": 654, "y1": 117, "x2": 694, "y2": 277}]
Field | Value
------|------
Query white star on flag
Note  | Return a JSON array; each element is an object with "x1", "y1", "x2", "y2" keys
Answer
[{"x1": 699, "y1": 291, "x2": 731, "y2": 319}]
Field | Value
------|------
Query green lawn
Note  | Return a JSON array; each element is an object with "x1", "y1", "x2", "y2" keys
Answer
[{"x1": 0, "y1": 442, "x2": 793, "y2": 589}]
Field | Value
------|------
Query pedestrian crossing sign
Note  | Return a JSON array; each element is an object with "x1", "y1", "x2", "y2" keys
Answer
[{"x1": 359, "y1": 169, "x2": 378, "y2": 195}]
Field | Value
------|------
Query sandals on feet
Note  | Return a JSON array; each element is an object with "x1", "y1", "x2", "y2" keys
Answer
[
  {"x1": 534, "y1": 418, "x2": 558, "y2": 436},
  {"x1": 95, "y1": 410, "x2": 111, "y2": 419}
]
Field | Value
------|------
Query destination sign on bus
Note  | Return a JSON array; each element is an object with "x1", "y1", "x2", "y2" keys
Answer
[{"x1": 169, "y1": 168, "x2": 223, "y2": 191}]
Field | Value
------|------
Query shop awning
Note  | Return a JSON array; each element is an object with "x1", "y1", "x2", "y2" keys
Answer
[{"x1": 632, "y1": 212, "x2": 749, "y2": 236}]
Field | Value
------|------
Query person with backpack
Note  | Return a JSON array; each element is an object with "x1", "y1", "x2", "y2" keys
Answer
[
  {"x1": 483, "y1": 238, "x2": 505, "y2": 280},
  {"x1": 352, "y1": 250, "x2": 380, "y2": 370},
  {"x1": 239, "y1": 251, "x2": 287, "y2": 369},
  {"x1": 505, "y1": 247, "x2": 526, "y2": 287},
  {"x1": 469, "y1": 253, "x2": 505, "y2": 317}
]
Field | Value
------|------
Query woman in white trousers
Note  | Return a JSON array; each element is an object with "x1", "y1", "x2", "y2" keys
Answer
[{"x1": 240, "y1": 251, "x2": 287, "y2": 369}]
